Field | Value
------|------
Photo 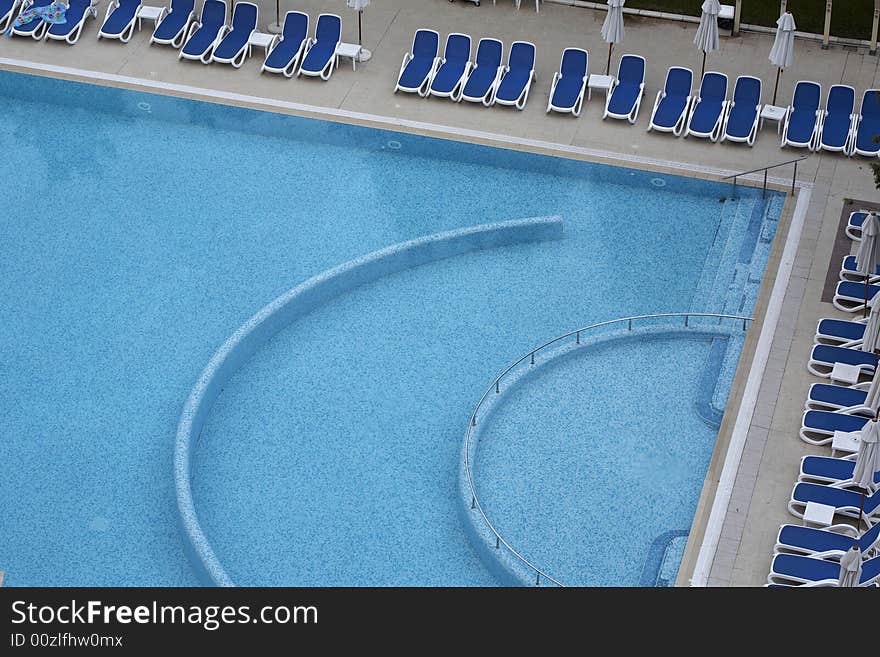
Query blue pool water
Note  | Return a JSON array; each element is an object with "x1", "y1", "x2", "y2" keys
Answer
[{"x1": 0, "y1": 70, "x2": 784, "y2": 586}]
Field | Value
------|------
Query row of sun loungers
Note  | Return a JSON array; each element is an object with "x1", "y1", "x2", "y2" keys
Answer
[
  {"x1": 4, "y1": 0, "x2": 344, "y2": 80},
  {"x1": 393, "y1": 30, "x2": 880, "y2": 157},
  {"x1": 780, "y1": 82, "x2": 880, "y2": 157},
  {"x1": 765, "y1": 212, "x2": 880, "y2": 587},
  {"x1": 394, "y1": 30, "x2": 536, "y2": 109}
]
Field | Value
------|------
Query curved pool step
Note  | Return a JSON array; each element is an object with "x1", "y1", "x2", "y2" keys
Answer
[
  {"x1": 175, "y1": 216, "x2": 564, "y2": 586},
  {"x1": 459, "y1": 315, "x2": 754, "y2": 587}
]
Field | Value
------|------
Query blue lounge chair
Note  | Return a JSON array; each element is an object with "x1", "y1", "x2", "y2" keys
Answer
[
  {"x1": 261, "y1": 11, "x2": 309, "y2": 78},
  {"x1": 10, "y1": 0, "x2": 53, "y2": 38},
  {"x1": 807, "y1": 344, "x2": 878, "y2": 379},
  {"x1": 840, "y1": 254, "x2": 880, "y2": 283},
  {"x1": 603, "y1": 54, "x2": 645, "y2": 124},
  {"x1": 800, "y1": 409, "x2": 870, "y2": 446},
  {"x1": 768, "y1": 553, "x2": 880, "y2": 586},
  {"x1": 648, "y1": 66, "x2": 693, "y2": 136},
  {"x1": 815, "y1": 317, "x2": 867, "y2": 347},
  {"x1": 852, "y1": 89, "x2": 880, "y2": 158},
  {"x1": 210, "y1": 1, "x2": 256, "y2": 67},
  {"x1": 847, "y1": 211, "x2": 870, "y2": 241},
  {"x1": 806, "y1": 383, "x2": 870, "y2": 412},
  {"x1": 0, "y1": 0, "x2": 22, "y2": 32},
  {"x1": 428, "y1": 33, "x2": 472, "y2": 100},
  {"x1": 781, "y1": 80, "x2": 822, "y2": 150},
  {"x1": 546, "y1": 48, "x2": 588, "y2": 117},
  {"x1": 178, "y1": 0, "x2": 226, "y2": 63},
  {"x1": 817, "y1": 84, "x2": 856, "y2": 155},
  {"x1": 150, "y1": 0, "x2": 194, "y2": 48},
  {"x1": 833, "y1": 280, "x2": 880, "y2": 313},
  {"x1": 799, "y1": 454, "x2": 880, "y2": 488},
  {"x1": 775, "y1": 522, "x2": 880, "y2": 559},
  {"x1": 298, "y1": 13, "x2": 342, "y2": 81},
  {"x1": 460, "y1": 38, "x2": 504, "y2": 106},
  {"x1": 789, "y1": 482, "x2": 880, "y2": 526},
  {"x1": 97, "y1": 0, "x2": 141, "y2": 42},
  {"x1": 394, "y1": 28, "x2": 440, "y2": 96},
  {"x1": 494, "y1": 41, "x2": 536, "y2": 110},
  {"x1": 721, "y1": 75, "x2": 762, "y2": 146},
  {"x1": 44, "y1": 0, "x2": 96, "y2": 43},
  {"x1": 685, "y1": 72, "x2": 728, "y2": 141}
]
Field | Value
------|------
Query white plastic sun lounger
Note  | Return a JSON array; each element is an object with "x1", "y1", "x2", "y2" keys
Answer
[
  {"x1": 394, "y1": 29, "x2": 440, "y2": 96},
  {"x1": 846, "y1": 210, "x2": 871, "y2": 242},
  {"x1": 603, "y1": 54, "x2": 645, "y2": 124},
  {"x1": 833, "y1": 280, "x2": 880, "y2": 313},
  {"x1": 807, "y1": 344, "x2": 878, "y2": 380},
  {"x1": 546, "y1": 48, "x2": 588, "y2": 117},
  {"x1": 43, "y1": 0, "x2": 97, "y2": 44},
  {"x1": 647, "y1": 66, "x2": 692, "y2": 137},
  {"x1": 97, "y1": 0, "x2": 141, "y2": 42}
]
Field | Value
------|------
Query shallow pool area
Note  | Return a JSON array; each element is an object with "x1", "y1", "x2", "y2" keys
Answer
[{"x1": 0, "y1": 69, "x2": 784, "y2": 586}]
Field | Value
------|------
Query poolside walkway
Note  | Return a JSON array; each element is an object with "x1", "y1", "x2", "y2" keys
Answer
[{"x1": 2, "y1": 0, "x2": 877, "y2": 586}]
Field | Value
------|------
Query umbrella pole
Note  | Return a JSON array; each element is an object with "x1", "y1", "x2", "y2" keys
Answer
[
  {"x1": 700, "y1": 51, "x2": 706, "y2": 80},
  {"x1": 358, "y1": 9, "x2": 363, "y2": 47},
  {"x1": 772, "y1": 67, "x2": 781, "y2": 106},
  {"x1": 606, "y1": 42, "x2": 612, "y2": 76},
  {"x1": 857, "y1": 487, "x2": 867, "y2": 528},
  {"x1": 267, "y1": 0, "x2": 281, "y2": 32},
  {"x1": 866, "y1": 274, "x2": 872, "y2": 319}
]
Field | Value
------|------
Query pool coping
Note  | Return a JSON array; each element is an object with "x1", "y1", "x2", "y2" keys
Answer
[
  {"x1": 676, "y1": 183, "x2": 812, "y2": 586},
  {"x1": 0, "y1": 57, "x2": 807, "y2": 587},
  {"x1": 0, "y1": 56, "x2": 799, "y2": 192}
]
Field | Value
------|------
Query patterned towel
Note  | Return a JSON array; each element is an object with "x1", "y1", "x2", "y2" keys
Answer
[{"x1": 6, "y1": 1, "x2": 67, "y2": 35}]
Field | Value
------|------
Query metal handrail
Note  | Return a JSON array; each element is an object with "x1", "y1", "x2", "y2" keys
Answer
[
  {"x1": 721, "y1": 156, "x2": 809, "y2": 198},
  {"x1": 463, "y1": 312, "x2": 754, "y2": 588}
]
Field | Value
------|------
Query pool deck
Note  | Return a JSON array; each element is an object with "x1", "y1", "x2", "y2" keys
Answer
[{"x1": 2, "y1": 0, "x2": 877, "y2": 587}]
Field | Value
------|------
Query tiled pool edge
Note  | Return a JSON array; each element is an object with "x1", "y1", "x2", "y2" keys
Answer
[
  {"x1": 0, "y1": 57, "x2": 799, "y2": 191},
  {"x1": 174, "y1": 216, "x2": 564, "y2": 586},
  {"x1": 459, "y1": 324, "x2": 754, "y2": 587},
  {"x1": 678, "y1": 185, "x2": 812, "y2": 587}
]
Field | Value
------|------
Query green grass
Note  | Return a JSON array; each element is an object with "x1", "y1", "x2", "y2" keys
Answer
[{"x1": 623, "y1": 0, "x2": 874, "y2": 40}]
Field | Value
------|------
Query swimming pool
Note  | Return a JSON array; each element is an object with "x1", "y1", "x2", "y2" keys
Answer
[{"x1": 0, "y1": 69, "x2": 784, "y2": 586}]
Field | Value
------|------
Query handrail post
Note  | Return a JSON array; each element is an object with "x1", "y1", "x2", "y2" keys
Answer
[
  {"x1": 685, "y1": 314, "x2": 689, "y2": 327},
  {"x1": 762, "y1": 170, "x2": 767, "y2": 199},
  {"x1": 792, "y1": 160, "x2": 798, "y2": 195},
  {"x1": 731, "y1": 175, "x2": 737, "y2": 199}
]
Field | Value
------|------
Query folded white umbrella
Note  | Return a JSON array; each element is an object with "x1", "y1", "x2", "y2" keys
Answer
[
  {"x1": 838, "y1": 545, "x2": 863, "y2": 587},
  {"x1": 856, "y1": 213, "x2": 880, "y2": 276},
  {"x1": 864, "y1": 368, "x2": 880, "y2": 412},
  {"x1": 853, "y1": 416, "x2": 880, "y2": 492},
  {"x1": 693, "y1": 0, "x2": 720, "y2": 79},
  {"x1": 769, "y1": 11, "x2": 796, "y2": 104},
  {"x1": 861, "y1": 296, "x2": 880, "y2": 353},
  {"x1": 856, "y1": 214, "x2": 880, "y2": 318},
  {"x1": 601, "y1": 0, "x2": 625, "y2": 75}
]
